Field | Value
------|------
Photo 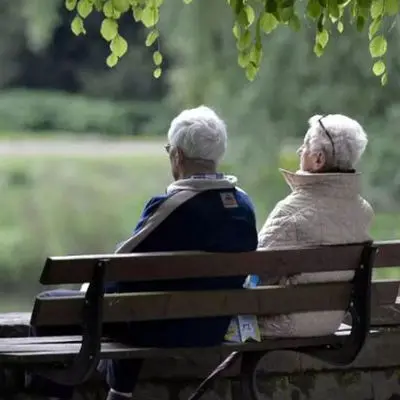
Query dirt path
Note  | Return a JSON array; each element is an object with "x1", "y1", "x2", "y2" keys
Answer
[{"x1": 0, "y1": 138, "x2": 164, "y2": 157}]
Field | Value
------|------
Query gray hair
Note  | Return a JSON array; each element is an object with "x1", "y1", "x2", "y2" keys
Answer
[
  {"x1": 306, "y1": 114, "x2": 368, "y2": 170},
  {"x1": 167, "y1": 105, "x2": 227, "y2": 163}
]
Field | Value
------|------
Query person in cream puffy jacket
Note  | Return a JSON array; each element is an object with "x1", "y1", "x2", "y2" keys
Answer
[{"x1": 258, "y1": 114, "x2": 374, "y2": 337}]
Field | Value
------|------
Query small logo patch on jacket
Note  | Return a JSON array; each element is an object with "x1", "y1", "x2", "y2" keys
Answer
[{"x1": 220, "y1": 192, "x2": 238, "y2": 208}]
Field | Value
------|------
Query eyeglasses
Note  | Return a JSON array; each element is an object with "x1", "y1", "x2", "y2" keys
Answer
[{"x1": 318, "y1": 117, "x2": 336, "y2": 160}]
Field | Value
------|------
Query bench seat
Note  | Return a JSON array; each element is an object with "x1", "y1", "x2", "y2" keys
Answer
[{"x1": 0, "y1": 334, "x2": 344, "y2": 363}]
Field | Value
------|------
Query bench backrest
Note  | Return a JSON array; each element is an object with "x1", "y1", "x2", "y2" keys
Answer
[
  {"x1": 29, "y1": 242, "x2": 400, "y2": 328},
  {"x1": 31, "y1": 241, "x2": 400, "y2": 328}
]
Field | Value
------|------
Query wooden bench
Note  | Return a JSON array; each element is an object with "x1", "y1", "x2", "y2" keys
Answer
[{"x1": 0, "y1": 241, "x2": 400, "y2": 400}]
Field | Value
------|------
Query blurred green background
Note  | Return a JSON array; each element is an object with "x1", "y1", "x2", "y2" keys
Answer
[{"x1": 0, "y1": 0, "x2": 399, "y2": 310}]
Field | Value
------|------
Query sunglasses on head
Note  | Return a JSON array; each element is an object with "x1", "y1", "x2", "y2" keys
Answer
[{"x1": 318, "y1": 117, "x2": 335, "y2": 159}]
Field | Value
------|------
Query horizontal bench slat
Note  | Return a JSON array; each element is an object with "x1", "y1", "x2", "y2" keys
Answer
[
  {"x1": 29, "y1": 280, "x2": 399, "y2": 327},
  {"x1": 32, "y1": 283, "x2": 352, "y2": 326},
  {"x1": 40, "y1": 241, "x2": 400, "y2": 286},
  {"x1": 41, "y1": 245, "x2": 365, "y2": 285},
  {"x1": 0, "y1": 335, "x2": 343, "y2": 363},
  {"x1": 374, "y1": 241, "x2": 400, "y2": 267},
  {"x1": 0, "y1": 336, "x2": 83, "y2": 345}
]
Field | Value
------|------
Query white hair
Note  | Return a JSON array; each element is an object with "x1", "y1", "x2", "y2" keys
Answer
[
  {"x1": 167, "y1": 105, "x2": 227, "y2": 163},
  {"x1": 306, "y1": 114, "x2": 368, "y2": 170}
]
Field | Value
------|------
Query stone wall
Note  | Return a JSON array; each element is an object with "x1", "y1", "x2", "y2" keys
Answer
[{"x1": 69, "y1": 327, "x2": 400, "y2": 400}]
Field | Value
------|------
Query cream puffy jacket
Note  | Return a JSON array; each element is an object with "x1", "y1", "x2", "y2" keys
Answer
[{"x1": 258, "y1": 169, "x2": 374, "y2": 337}]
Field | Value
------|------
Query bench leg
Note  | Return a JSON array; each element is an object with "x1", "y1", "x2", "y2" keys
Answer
[
  {"x1": 186, "y1": 352, "x2": 241, "y2": 400},
  {"x1": 35, "y1": 260, "x2": 106, "y2": 386}
]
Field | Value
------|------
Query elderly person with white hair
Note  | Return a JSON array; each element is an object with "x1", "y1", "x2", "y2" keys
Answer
[
  {"x1": 101, "y1": 106, "x2": 257, "y2": 400},
  {"x1": 257, "y1": 114, "x2": 373, "y2": 338},
  {"x1": 31, "y1": 106, "x2": 257, "y2": 400}
]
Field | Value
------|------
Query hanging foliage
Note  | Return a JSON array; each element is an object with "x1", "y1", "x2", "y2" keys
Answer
[{"x1": 64, "y1": 0, "x2": 396, "y2": 84}]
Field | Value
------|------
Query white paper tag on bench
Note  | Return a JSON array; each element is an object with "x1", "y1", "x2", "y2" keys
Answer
[{"x1": 225, "y1": 315, "x2": 261, "y2": 343}]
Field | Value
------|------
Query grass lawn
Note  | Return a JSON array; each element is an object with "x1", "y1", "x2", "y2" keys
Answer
[
  {"x1": 0, "y1": 153, "x2": 171, "y2": 308},
  {"x1": 0, "y1": 145, "x2": 398, "y2": 311}
]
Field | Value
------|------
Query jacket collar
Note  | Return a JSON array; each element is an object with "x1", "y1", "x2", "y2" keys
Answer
[
  {"x1": 166, "y1": 174, "x2": 238, "y2": 194},
  {"x1": 280, "y1": 169, "x2": 362, "y2": 198}
]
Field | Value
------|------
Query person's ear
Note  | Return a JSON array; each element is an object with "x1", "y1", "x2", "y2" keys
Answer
[{"x1": 313, "y1": 151, "x2": 326, "y2": 172}]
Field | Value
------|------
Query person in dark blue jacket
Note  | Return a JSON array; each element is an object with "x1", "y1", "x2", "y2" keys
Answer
[
  {"x1": 34, "y1": 105, "x2": 258, "y2": 400},
  {"x1": 102, "y1": 105, "x2": 257, "y2": 400}
]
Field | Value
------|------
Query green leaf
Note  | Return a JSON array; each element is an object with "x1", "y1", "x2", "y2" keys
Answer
[
  {"x1": 112, "y1": 0, "x2": 130, "y2": 12},
  {"x1": 245, "y1": 62, "x2": 258, "y2": 81},
  {"x1": 356, "y1": 15, "x2": 366, "y2": 32},
  {"x1": 317, "y1": 28, "x2": 329, "y2": 48},
  {"x1": 381, "y1": 72, "x2": 388, "y2": 85},
  {"x1": 153, "y1": 67, "x2": 162, "y2": 78},
  {"x1": 370, "y1": 0, "x2": 384, "y2": 18},
  {"x1": 228, "y1": 0, "x2": 238, "y2": 9},
  {"x1": 145, "y1": 29, "x2": 159, "y2": 46},
  {"x1": 238, "y1": 51, "x2": 250, "y2": 68},
  {"x1": 183, "y1": 0, "x2": 193, "y2": 3},
  {"x1": 132, "y1": 7, "x2": 143, "y2": 21},
  {"x1": 65, "y1": 0, "x2": 77, "y2": 11},
  {"x1": 337, "y1": 21, "x2": 344, "y2": 32},
  {"x1": 328, "y1": 0, "x2": 340, "y2": 18},
  {"x1": 93, "y1": 0, "x2": 103, "y2": 11},
  {"x1": 237, "y1": 8, "x2": 250, "y2": 27},
  {"x1": 250, "y1": 45, "x2": 263, "y2": 66},
  {"x1": 237, "y1": 30, "x2": 252, "y2": 50},
  {"x1": 313, "y1": 42, "x2": 324, "y2": 56},
  {"x1": 372, "y1": 60, "x2": 386, "y2": 75},
  {"x1": 369, "y1": 35, "x2": 387, "y2": 58},
  {"x1": 385, "y1": 0, "x2": 399, "y2": 15},
  {"x1": 77, "y1": 0, "x2": 93, "y2": 18},
  {"x1": 232, "y1": 22, "x2": 241, "y2": 39},
  {"x1": 153, "y1": 51, "x2": 163, "y2": 66},
  {"x1": 369, "y1": 17, "x2": 382, "y2": 39},
  {"x1": 106, "y1": 53, "x2": 118, "y2": 67},
  {"x1": 289, "y1": 14, "x2": 301, "y2": 31},
  {"x1": 141, "y1": 6, "x2": 159, "y2": 27},
  {"x1": 100, "y1": 18, "x2": 118, "y2": 41},
  {"x1": 260, "y1": 12, "x2": 279, "y2": 33},
  {"x1": 244, "y1": 5, "x2": 255, "y2": 26},
  {"x1": 103, "y1": 1, "x2": 114, "y2": 18},
  {"x1": 279, "y1": 7, "x2": 294, "y2": 22},
  {"x1": 110, "y1": 34, "x2": 128, "y2": 57},
  {"x1": 307, "y1": 0, "x2": 322, "y2": 18},
  {"x1": 71, "y1": 15, "x2": 86, "y2": 35}
]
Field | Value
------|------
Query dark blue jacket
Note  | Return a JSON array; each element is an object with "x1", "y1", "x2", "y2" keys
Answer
[{"x1": 105, "y1": 184, "x2": 257, "y2": 347}]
